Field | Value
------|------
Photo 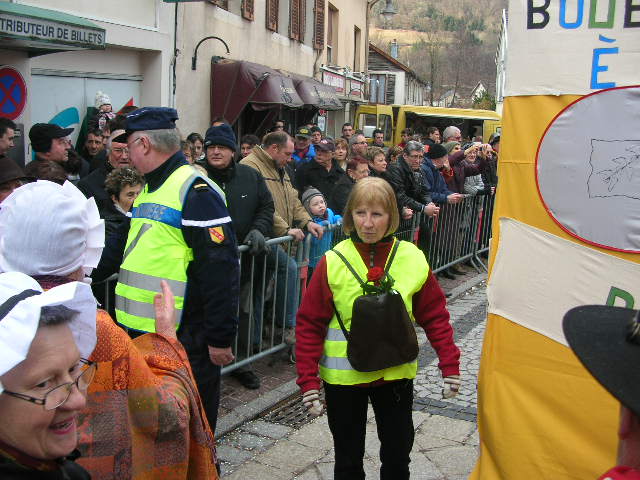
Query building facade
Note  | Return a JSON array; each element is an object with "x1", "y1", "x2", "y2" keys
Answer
[
  {"x1": 0, "y1": 0, "x2": 370, "y2": 160},
  {"x1": 367, "y1": 42, "x2": 427, "y2": 106},
  {"x1": 0, "y1": 0, "x2": 174, "y2": 165}
]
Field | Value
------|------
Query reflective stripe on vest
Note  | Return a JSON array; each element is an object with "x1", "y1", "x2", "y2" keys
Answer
[
  {"x1": 319, "y1": 238, "x2": 429, "y2": 385},
  {"x1": 115, "y1": 164, "x2": 225, "y2": 333}
]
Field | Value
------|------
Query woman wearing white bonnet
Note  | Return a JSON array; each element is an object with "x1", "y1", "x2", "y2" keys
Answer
[
  {"x1": 0, "y1": 271, "x2": 97, "y2": 478},
  {"x1": 0, "y1": 180, "x2": 219, "y2": 478},
  {"x1": 0, "y1": 180, "x2": 104, "y2": 281}
]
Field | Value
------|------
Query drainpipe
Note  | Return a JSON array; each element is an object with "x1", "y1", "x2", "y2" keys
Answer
[
  {"x1": 171, "y1": 2, "x2": 178, "y2": 108},
  {"x1": 365, "y1": 0, "x2": 382, "y2": 103}
]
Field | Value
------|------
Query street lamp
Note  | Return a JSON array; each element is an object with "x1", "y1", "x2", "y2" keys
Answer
[{"x1": 380, "y1": 0, "x2": 397, "y2": 23}]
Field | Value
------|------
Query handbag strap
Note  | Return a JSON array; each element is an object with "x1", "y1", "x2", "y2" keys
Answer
[{"x1": 331, "y1": 299, "x2": 350, "y2": 341}]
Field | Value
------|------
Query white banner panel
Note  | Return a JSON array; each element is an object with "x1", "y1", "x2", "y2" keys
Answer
[
  {"x1": 488, "y1": 217, "x2": 640, "y2": 345},
  {"x1": 505, "y1": 0, "x2": 640, "y2": 97}
]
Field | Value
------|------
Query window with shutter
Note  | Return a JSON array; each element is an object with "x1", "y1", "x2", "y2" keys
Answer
[
  {"x1": 313, "y1": 0, "x2": 325, "y2": 50},
  {"x1": 289, "y1": 0, "x2": 301, "y2": 41},
  {"x1": 208, "y1": 0, "x2": 229, "y2": 9},
  {"x1": 266, "y1": 0, "x2": 279, "y2": 31},
  {"x1": 241, "y1": 0, "x2": 254, "y2": 20}
]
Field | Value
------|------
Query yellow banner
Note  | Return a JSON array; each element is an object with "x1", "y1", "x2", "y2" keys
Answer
[{"x1": 470, "y1": 94, "x2": 640, "y2": 479}]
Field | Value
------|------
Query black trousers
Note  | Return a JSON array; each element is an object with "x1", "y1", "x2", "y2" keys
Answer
[
  {"x1": 178, "y1": 326, "x2": 222, "y2": 433},
  {"x1": 324, "y1": 380, "x2": 415, "y2": 480}
]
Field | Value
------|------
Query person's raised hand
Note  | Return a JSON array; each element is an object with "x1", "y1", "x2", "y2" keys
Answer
[{"x1": 154, "y1": 280, "x2": 177, "y2": 339}]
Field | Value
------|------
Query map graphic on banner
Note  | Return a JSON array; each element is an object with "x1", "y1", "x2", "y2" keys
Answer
[{"x1": 537, "y1": 85, "x2": 640, "y2": 252}]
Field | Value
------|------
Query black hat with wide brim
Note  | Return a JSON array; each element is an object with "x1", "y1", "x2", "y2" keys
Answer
[{"x1": 563, "y1": 305, "x2": 640, "y2": 417}]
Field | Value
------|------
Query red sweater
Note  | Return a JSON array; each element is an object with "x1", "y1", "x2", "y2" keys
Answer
[{"x1": 295, "y1": 238, "x2": 461, "y2": 393}]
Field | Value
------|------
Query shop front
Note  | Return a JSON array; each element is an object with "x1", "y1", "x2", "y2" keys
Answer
[
  {"x1": 0, "y1": 2, "x2": 106, "y2": 165},
  {"x1": 210, "y1": 59, "x2": 342, "y2": 139},
  {"x1": 320, "y1": 65, "x2": 366, "y2": 139}
]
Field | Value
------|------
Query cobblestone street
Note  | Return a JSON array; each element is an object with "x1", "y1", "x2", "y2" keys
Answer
[{"x1": 218, "y1": 279, "x2": 488, "y2": 479}]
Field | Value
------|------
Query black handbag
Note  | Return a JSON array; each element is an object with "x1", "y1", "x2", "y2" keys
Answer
[{"x1": 331, "y1": 241, "x2": 419, "y2": 372}]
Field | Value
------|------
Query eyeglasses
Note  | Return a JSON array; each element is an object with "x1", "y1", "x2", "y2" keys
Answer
[
  {"x1": 112, "y1": 147, "x2": 129, "y2": 155},
  {"x1": 2, "y1": 359, "x2": 97, "y2": 410},
  {"x1": 127, "y1": 137, "x2": 144, "y2": 149}
]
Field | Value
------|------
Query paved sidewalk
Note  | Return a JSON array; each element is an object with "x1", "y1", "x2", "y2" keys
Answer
[
  {"x1": 221, "y1": 409, "x2": 478, "y2": 479},
  {"x1": 218, "y1": 281, "x2": 488, "y2": 479}
]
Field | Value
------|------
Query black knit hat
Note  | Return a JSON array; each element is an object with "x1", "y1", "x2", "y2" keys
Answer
[
  {"x1": 204, "y1": 124, "x2": 237, "y2": 151},
  {"x1": 428, "y1": 143, "x2": 448, "y2": 159},
  {"x1": 563, "y1": 305, "x2": 640, "y2": 417}
]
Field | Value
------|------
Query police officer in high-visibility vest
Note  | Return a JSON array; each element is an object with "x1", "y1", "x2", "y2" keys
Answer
[
  {"x1": 114, "y1": 107, "x2": 239, "y2": 433},
  {"x1": 296, "y1": 177, "x2": 461, "y2": 480}
]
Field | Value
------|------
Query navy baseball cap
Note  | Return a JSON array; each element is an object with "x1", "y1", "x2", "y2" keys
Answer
[{"x1": 125, "y1": 107, "x2": 178, "y2": 134}]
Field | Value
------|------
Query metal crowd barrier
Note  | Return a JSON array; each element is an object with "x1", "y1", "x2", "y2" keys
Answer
[{"x1": 92, "y1": 193, "x2": 495, "y2": 373}]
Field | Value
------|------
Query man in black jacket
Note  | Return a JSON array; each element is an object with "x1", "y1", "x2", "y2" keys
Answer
[
  {"x1": 77, "y1": 128, "x2": 131, "y2": 216},
  {"x1": 384, "y1": 140, "x2": 439, "y2": 218},
  {"x1": 294, "y1": 138, "x2": 352, "y2": 215},
  {"x1": 204, "y1": 124, "x2": 275, "y2": 390}
]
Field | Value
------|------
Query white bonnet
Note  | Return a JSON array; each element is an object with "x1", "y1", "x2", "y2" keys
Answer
[
  {"x1": 0, "y1": 180, "x2": 105, "y2": 277},
  {"x1": 0, "y1": 272, "x2": 97, "y2": 391}
]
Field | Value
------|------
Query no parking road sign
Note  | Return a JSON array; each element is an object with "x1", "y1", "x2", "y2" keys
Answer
[{"x1": 0, "y1": 66, "x2": 27, "y2": 120}]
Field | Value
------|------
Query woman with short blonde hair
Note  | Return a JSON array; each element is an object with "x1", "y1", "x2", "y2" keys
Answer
[{"x1": 296, "y1": 176, "x2": 461, "y2": 479}]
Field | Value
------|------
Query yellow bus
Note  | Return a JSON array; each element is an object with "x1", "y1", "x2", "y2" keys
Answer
[{"x1": 354, "y1": 104, "x2": 501, "y2": 147}]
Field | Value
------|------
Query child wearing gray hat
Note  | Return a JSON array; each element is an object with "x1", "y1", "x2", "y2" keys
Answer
[{"x1": 302, "y1": 188, "x2": 342, "y2": 277}]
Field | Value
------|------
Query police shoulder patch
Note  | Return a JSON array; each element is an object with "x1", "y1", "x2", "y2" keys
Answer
[{"x1": 208, "y1": 226, "x2": 225, "y2": 244}]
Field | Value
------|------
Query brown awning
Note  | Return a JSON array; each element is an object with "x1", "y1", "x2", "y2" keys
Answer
[
  {"x1": 288, "y1": 74, "x2": 342, "y2": 110},
  {"x1": 211, "y1": 60, "x2": 304, "y2": 125}
]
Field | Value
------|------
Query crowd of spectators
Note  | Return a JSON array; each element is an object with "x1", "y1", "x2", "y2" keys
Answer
[{"x1": 0, "y1": 105, "x2": 501, "y2": 475}]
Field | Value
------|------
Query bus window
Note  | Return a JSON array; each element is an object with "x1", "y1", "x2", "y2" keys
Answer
[
  {"x1": 378, "y1": 114, "x2": 392, "y2": 141},
  {"x1": 358, "y1": 113, "x2": 377, "y2": 138}
]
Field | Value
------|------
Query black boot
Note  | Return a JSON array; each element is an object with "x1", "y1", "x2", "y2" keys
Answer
[{"x1": 231, "y1": 369, "x2": 261, "y2": 390}]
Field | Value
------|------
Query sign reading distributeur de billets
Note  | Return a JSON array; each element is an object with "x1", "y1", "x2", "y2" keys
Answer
[{"x1": 0, "y1": 13, "x2": 105, "y2": 48}]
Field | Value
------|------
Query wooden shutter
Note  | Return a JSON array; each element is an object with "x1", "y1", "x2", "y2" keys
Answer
[
  {"x1": 313, "y1": 0, "x2": 325, "y2": 50},
  {"x1": 299, "y1": 0, "x2": 306, "y2": 41},
  {"x1": 289, "y1": 0, "x2": 301, "y2": 41},
  {"x1": 266, "y1": 0, "x2": 279, "y2": 31},
  {"x1": 241, "y1": 0, "x2": 254, "y2": 20},
  {"x1": 208, "y1": 0, "x2": 228, "y2": 9}
]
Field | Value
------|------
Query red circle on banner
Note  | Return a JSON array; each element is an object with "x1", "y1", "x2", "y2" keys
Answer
[
  {"x1": 0, "y1": 67, "x2": 27, "y2": 120},
  {"x1": 535, "y1": 85, "x2": 640, "y2": 253}
]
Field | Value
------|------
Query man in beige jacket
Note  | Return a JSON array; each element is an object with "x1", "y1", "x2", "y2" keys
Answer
[{"x1": 241, "y1": 131, "x2": 323, "y2": 344}]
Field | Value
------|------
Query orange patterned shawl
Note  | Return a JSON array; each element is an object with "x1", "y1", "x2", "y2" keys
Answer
[{"x1": 76, "y1": 310, "x2": 219, "y2": 479}]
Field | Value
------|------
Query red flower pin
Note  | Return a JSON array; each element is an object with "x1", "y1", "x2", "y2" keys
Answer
[{"x1": 367, "y1": 266, "x2": 384, "y2": 283}]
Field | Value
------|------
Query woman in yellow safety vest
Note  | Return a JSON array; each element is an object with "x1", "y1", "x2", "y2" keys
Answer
[{"x1": 296, "y1": 177, "x2": 461, "y2": 479}]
